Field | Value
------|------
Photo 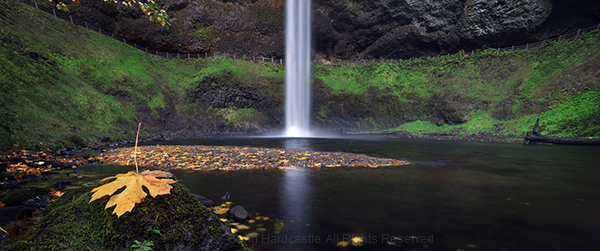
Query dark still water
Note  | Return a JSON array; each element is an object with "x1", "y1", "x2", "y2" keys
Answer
[{"x1": 90, "y1": 137, "x2": 600, "y2": 251}]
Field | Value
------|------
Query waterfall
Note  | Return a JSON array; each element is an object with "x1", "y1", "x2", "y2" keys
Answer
[{"x1": 284, "y1": 0, "x2": 311, "y2": 137}]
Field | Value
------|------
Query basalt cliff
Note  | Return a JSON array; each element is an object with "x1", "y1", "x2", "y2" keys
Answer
[{"x1": 70, "y1": 0, "x2": 600, "y2": 59}]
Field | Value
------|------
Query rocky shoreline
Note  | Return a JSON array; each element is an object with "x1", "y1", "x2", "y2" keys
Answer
[{"x1": 344, "y1": 131, "x2": 523, "y2": 143}]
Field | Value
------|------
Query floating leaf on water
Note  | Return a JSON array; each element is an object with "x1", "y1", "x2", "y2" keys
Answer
[
  {"x1": 213, "y1": 207, "x2": 229, "y2": 214},
  {"x1": 336, "y1": 241, "x2": 349, "y2": 247},
  {"x1": 351, "y1": 237, "x2": 363, "y2": 246}
]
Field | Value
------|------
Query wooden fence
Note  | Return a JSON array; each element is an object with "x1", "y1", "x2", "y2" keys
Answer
[{"x1": 21, "y1": 0, "x2": 600, "y2": 66}]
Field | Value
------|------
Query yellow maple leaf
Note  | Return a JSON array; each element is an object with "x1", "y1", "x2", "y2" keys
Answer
[{"x1": 89, "y1": 170, "x2": 177, "y2": 217}]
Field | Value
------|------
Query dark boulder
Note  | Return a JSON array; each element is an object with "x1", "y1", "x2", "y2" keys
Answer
[
  {"x1": 8, "y1": 157, "x2": 26, "y2": 164},
  {"x1": 50, "y1": 161, "x2": 64, "y2": 168},
  {"x1": 193, "y1": 194, "x2": 215, "y2": 207},
  {"x1": 22, "y1": 174, "x2": 39, "y2": 182},
  {"x1": 1, "y1": 187, "x2": 49, "y2": 207},
  {"x1": 95, "y1": 134, "x2": 112, "y2": 142},
  {"x1": 0, "y1": 206, "x2": 36, "y2": 226},
  {"x1": 51, "y1": 181, "x2": 72, "y2": 189},
  {"x1": 41, "y1": 171, "x2": 60, "y2": 176},
  {"x1": 22, "y1": 193, "x2": 53, "y2": 208},
  {"x1": 227, "y1": 205, "x2": 249, "y2": 222},
  {"x1": 0, "y1": 180, "x2": 22, "y2": 191},
  {"x1": 0, "y1": 173, "x2": 16, "y2": 181},
  {"x1": 1, "y1": 183, "x2": 248, "y2": 250},
  {"x1": 0, "y1": 163, "x2": 8, "y2": 172},
  {"x1": 26, "y1": 161, "x2": 41, "y2": 168},
  {"x1": 71, "y1": 168, "x2": 85, "y2": 174},
  {"x1": 64, "y1": 162, "x2": 78, "y2": 169},
  {"x1": 218, "y1": 191, "x2": 231, "y2": 201}
]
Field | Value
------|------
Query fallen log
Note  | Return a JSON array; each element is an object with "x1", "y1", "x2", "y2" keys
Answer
[
  {"x1": 343, "y1": 131, "x2": 401, "y2": 135},
  {"x1": 524, "y1": 119, "x2": 600, "y2": 145}
]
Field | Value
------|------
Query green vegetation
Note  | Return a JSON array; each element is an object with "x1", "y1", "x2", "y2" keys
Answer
[
  {"x1": 218, "y1": 107, "x2": 266, "y2": 131},
  {"x1": 131, "y1": 240, "x2": 154, "y2": 251},
  {"x1": 314, "y1": 31, "x2": 600, "y2": 139},
  {"x1": 0, "y1": 0, "x2": 283, "y2": 150},
  {"x1": 1, "y1": 0, "x2": 599, "y2": 149},
  {"x1": 0, "y1": 183, "x2": 245, "y2": 250}
]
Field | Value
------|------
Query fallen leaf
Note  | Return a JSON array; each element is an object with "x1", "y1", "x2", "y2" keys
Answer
[
  {"x1": 89, "y1": 170, "x2": 177, "y2": 217},
  {"x1": 50, "y1": 189, "x2": 64, "y2": 198},
  {"x1": 337, "y1": 241, "x2": 349, "y2": 247}
]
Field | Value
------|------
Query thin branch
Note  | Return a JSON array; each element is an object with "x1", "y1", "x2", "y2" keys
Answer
[{"x1": 134, "y1": 123, "x2": 141, "y2": 174}]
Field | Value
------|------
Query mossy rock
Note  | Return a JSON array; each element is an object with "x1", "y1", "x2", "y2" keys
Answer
[
  {"x1": 0, "y1": 173, "x2": 16, "y2": 181},
  {"x1": 1, "y1": 187, "x2": 50, "y2": 206},
  {"x1": 1, "y1": 183, "x2": 248, "y2": 251}
]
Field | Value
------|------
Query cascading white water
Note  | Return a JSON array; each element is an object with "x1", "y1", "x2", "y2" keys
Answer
[{"x1": 284, "y1": 0, "x2": 312, "y2": 137}]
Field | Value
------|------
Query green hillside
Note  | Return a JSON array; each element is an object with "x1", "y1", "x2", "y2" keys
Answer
[
  {"x1": 0, "y1": 0, "x2": 284, "y2": 150},
  {"x1": 312, "y1": 32, "x2": 600, "y2": 139},
  {"x1": 1, "y1": 0, "x2": 599, "y2": 150}
]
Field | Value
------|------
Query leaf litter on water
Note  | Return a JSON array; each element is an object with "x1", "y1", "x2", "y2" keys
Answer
[{"x1": 94, "y1": 145, "x2": 411, "y2": 170}]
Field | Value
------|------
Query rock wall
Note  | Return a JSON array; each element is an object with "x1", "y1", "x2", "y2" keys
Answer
[{"x1": 71, "y1": 0, "x2": 599, "y2": 59}]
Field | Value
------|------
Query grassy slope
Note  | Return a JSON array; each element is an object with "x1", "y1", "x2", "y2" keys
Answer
[
  {"x1": 314, "y1": 32, "x2": 600, "y2": 139},
  {"x1": 1, "y1": 0, "x2": 598, "y2": 150},
  {"x1": 0, "y1": 0, "x2": 283, "y2": 150}
]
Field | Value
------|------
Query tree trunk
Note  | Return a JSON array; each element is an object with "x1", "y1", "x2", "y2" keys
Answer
[{"x1": 524, "y1": 119, "x2": 600, "y2": 145}]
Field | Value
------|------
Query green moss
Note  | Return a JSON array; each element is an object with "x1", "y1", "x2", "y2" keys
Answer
[
  {"x1": 0, "y1": 1, "x2": 284, "y2": 150},
  {"x1": 218, "y1": 108, "x2": 265, "y2": 130},
  {"x1": 1, "y1": 183, "x2": 245, "y2": 251},
  {"x1": 2, "y1": 187, "x2": 50, "y2": 206},
  {"x1": 320, "y1": 31, "x2": 600, "y2": 139},
  {"x1": 2, "y1": 0, "x2": 599, "y2": 147}
]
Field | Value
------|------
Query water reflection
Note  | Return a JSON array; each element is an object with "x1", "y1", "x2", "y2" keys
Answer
[
  {"x1": 117, "y1": 137, "x2": 600, "y2": 250},
  {"x1": 275, "y1": 167, "x2": 314, "y2": 250},
  {"x1": 283, "y1": 138, "x2": 313, "y2": 151}
]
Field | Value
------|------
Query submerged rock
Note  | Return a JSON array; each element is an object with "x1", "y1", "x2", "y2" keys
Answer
[
  {"x1": 1, "y1": 183, "x2": 248, "y2": 250},
  {"x1": 193, "y1": 194, "x2": 215, "y2": 207},
  {"x1": 219, "y1": 191, "x2": 231, "y2": 201},
  {"x1": 227, "y1": 205, "x2": 249, "y2": 222}
]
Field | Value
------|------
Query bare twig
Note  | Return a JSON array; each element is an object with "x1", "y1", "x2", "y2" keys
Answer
[{"x1": 135, "y1": 123, "x2": 141, "y2": 174}]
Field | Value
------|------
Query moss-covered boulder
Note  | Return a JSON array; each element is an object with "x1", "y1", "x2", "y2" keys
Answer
[
  {"x1": 1, "y1": 183, "x2": 247, "y2": 251},
  {"x1": 1, "y1": 187, "x2": 50, "y2": 207}
]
